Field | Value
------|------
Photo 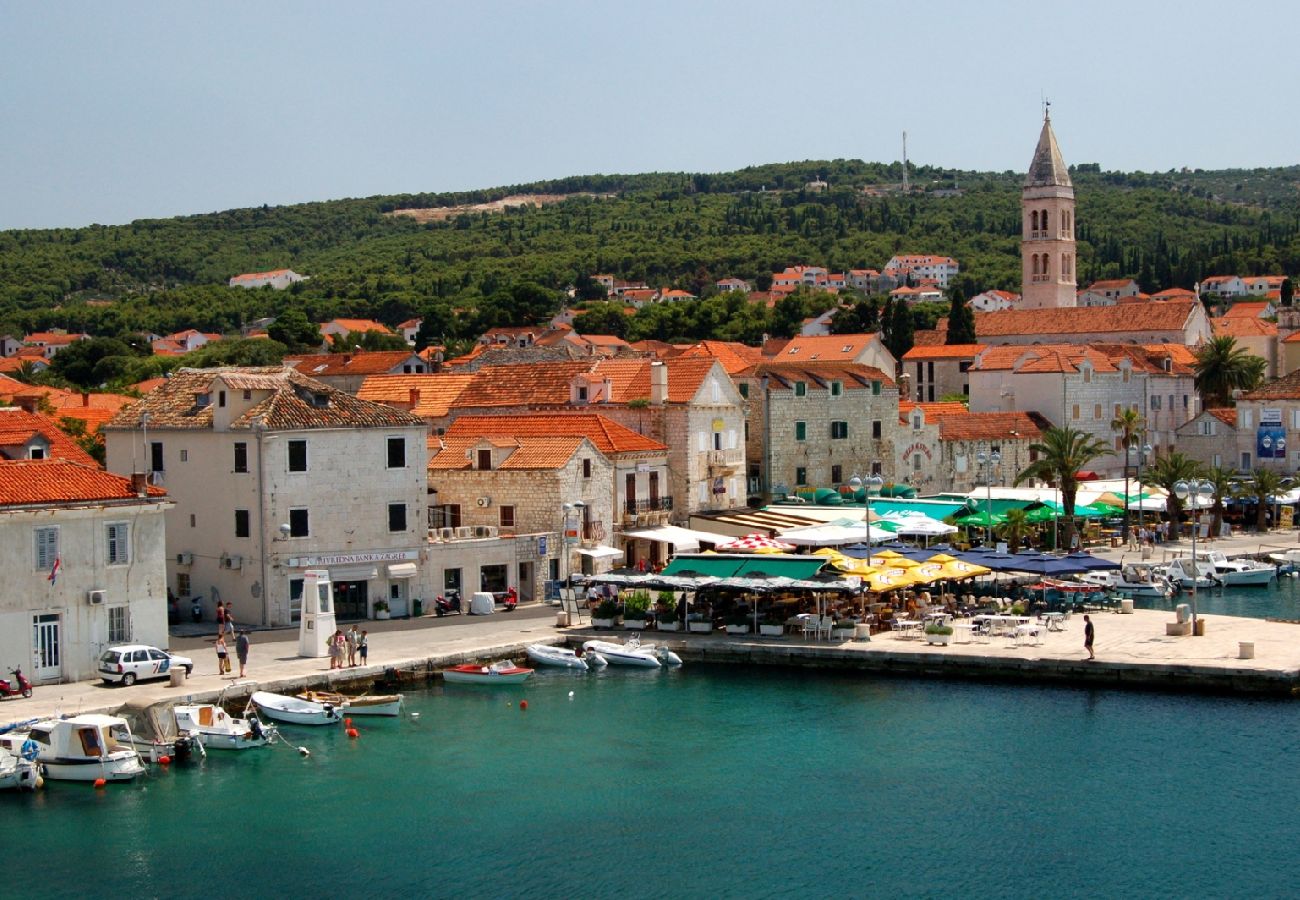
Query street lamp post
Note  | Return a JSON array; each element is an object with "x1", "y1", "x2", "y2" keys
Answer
[
  {"x1": 1133, "y1": 443, "x2": 1153, "y2": 538},
  {"x1": 849, "y1": 471, "x2": 884, "y2": 545},
  {"x1": 976, "y1": 448, "x2": 1001, "y2": 546},
  {"x1": 1173, "y1": 478, "x2": 1213, "y2": 636},
  {"x1": 561, "y1": 501, "x2": 585, "y2": 601}
]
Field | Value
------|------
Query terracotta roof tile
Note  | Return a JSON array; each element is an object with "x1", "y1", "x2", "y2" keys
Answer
[
  {"x1": 902, "y1": 343, "x2": 986, "y2": 360},
  {"x1": 0, "y1": 408, "x2": 98, "y2": 465},
  {"x1": 1206, "y1": 408, "x2": 1238, "y2": 427},
  {"x1": 677, "y1": 340, "x2": 765, "y2": 374},
  {"x1": 445, "y1": 414, "x2": 666, "y2": 454},
  {"x1": 974, "y1": 300, "x2": 1197, "y2": 337},
  {"x1": 357, "y1": 374, "x2": 475, "y2": 418},
  {"x1": 1242, "y1": 370, "x2": 1300, "y2": 400},
  {"x1": 428, "y1": 435, "x2": 585, "y2": 471},
  {"x1": 766, "y1": 333, "x2": 880, "y2": 361},
  {"x1": 290, "y1": 350, "x2": 424, "y2": 377},
  {"x1": 749, "y1": 361, "x2": 895, "y2": 389},
  {"x1": 321, "y1": 318, "x2": 392, "y2": 335},
  {"x1": 1220, "y1": 301, "x2": 1272, "y2": 320},
  {"x1": 898, "y1": 400, "x2": 970, "y2": 422},
  {"x1": 0, "y1": 459, "x2": 165, "y2": 506},
  {"x1": 1211, "y1": 317, "x2": 1277, "y2": 338},
  {"x1": 937, "y1": 411, "x2": 1050, "y2": 441}
]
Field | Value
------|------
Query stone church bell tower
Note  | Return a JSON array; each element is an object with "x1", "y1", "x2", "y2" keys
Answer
[{"x1": 1021, "y1": 109, "x2": 1077, "y2": 309}]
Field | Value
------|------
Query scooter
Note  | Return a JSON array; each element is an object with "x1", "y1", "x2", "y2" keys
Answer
[
  {"x1": 502, "y1": 588, "x2": 518, "y2": 612},
  {"x1": 434, "y1": 590, "x2": 462, "y2": 617},
  {"x1": 0, "y1": 667, "x2": 33, "y2": 700}
]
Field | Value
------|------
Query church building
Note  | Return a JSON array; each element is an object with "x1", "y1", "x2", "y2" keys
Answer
[{"x1": 1021, "y1": 110, "x2": 1077, "y2": 309}]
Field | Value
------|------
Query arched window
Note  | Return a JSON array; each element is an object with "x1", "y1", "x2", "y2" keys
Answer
[
  {"x1": 1032, "y1": 254, "x2": 1040, "y2": 276},
  {"x1": 1031, "y1": 210, "x2": 1039, "y2": 232},
  {"x1": 1043, "y1": 254, "x2": 1050, "y2": 277},
  {"x1": 1041, "y1": 209, "x2": 1048, "y2": 231},
  {"x1": 1061, "y1": 210, "x2": 1069, "y2": 234}
]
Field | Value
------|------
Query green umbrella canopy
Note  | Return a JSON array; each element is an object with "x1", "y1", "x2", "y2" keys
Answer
[{"x1": 954, "y1": 510, "x2": 1006, "y2": 527}]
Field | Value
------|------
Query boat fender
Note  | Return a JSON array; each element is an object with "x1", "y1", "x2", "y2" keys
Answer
[
  {"x1": 20, "y1": 739, "x2": 38, "y2": 761},
  {"x1": 520, "y1": 700, "x2": 528, "y2": 711},
  {"x1": 346, "y1": 728, "x2": 359, "y2": 739},
  {"x1": 297, "y1": 746, "x2": 311, "y2": 757},
  {"x1": 94, "y1": 778, "x2": 107, "y2": 788},
  {"x1": 159, "y1": 755, "x2": 172, "y2": 766}
]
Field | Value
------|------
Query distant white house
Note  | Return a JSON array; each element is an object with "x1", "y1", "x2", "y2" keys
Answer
[
  {"x1": 228, "y1": 269, "x2": 306, "y2": 290},
  {"x1": 968, "y1": 289, "x2": 1018, "y2": 312}
]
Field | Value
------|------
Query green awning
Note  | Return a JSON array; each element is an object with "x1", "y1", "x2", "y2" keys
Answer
[
  {"x1": 870, "y1": 499, "x2": 973, "y2": 520},
  {"x1": 877, "y1": 483, "x2": 917, "y2": 498},
  {"x1": 955, "y1": 510, "x2": 1006, "y2": 527},
  {"x1": 663, "y1": 556, "x2": 826, "y2": 579}
]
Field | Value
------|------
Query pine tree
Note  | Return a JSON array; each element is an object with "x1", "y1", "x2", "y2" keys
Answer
[{"x1": 945, "y1": 286, "x2": 976, "y2": 344}]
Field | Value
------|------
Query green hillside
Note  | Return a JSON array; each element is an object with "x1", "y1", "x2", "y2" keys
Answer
[{"x1": 1, "y1": 160, "x2": 1298, "y2": 352}]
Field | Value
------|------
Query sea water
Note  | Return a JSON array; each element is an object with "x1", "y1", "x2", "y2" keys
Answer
[
  {"x1": 1134, "y1": 568, "x2": 1300, "y2": 620},
  {"x1": 8, "y1": 665, "x2": 1300, "y2": 899}
]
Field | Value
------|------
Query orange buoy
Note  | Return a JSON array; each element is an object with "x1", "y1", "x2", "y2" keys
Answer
[
  {"x1": 346, "y1": 728, "x2": 359, "y2": 738},
  {"x1": 344, "y1": 717, "x2": 353, "y2": 727},
  {"x1": 159, "y1": 755, "x2": 171, "y2": 765},
  {"x1": 93, "y1": 778, "x2": 107, "y2": 788},
  {"x1": 519, "y1": 700, "x2": 528, "y2": 711}
]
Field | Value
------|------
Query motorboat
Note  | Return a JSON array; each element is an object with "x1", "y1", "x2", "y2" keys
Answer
[
  {"x1": 1079, "y1": 563, "x2": 1173, "y2": 599},
  {"x1": 1268, "y1": 549, "x2": 1300, "y2": 573},
  {"x1": 583, "y1": 637, "x2": 683, "y2": 668},
  {"x1": 443, "y1": 661, "x2": 534, "y2": 684},
  {"x1": 297, "y1": 691, "x2": 404, "y2": 717},
  {"x1": 1196, "y1": 550, "x2": 1276, "y2": 587},
  {"x1": 1160, "y1": 557, "x2": 1221, "y2": 590},
  {"x1": 115, "y1": 700, "x2": 205, "y2": 763},
  {"x1": 250, "y1": 691, "x2": 343, "y2": 726},
  {"x1": 16, "y1": 715, "x2": 146, "y2": 782},
  {"x1": 173, "y1": 703, "x2": 276, "y2": 750},
  {"x1": 0, "y1": 740, "x2": 40, "y2": 791},
  {"x1": 526, "y1": 644, "x2": 606, "y2": 670}
]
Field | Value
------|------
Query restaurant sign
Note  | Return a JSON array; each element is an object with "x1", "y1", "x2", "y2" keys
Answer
[{"x1": 288, "y1": 549, "x2": 419, "y2": 568}]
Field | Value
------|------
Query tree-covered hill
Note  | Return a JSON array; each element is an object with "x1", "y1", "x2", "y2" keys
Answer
[{"x1": 1, "y1": 160, "x2": 1297, "y2": 346}]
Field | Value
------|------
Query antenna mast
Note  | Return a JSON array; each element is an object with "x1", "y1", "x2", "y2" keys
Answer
[{"x1": 901, "y1": 131, "x2": 909, "y2": 193}]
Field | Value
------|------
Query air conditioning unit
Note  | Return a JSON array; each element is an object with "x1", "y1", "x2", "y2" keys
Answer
[
  {"x1": 473, "y1": 525, "x2": 497, "y2": 538},
  {"x1": 175, "y1": 552, "x2": 194, "y2": 566},
  {"x1": 484, "y1": 525, "x2": 499, "y2": 538},
  {"x1": 438, "y1": 527, "x2": 456, "y2": 541},
  {"x1": 87, "y1": 589, "x2": 106, "y2": 606},
  {"x1": 455, "y1": 526, "x2": 473, "y2": 539},
  {"x1": 220, "y1": 555, "x2": 243, "y2": 570},
  {"x1": 476, "y1": 496, "x2": 492, "y2": 508}
]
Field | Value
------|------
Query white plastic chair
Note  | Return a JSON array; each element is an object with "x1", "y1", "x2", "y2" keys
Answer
[
  {"x1": 818, "y1": 616, "x2": 835, "y2": 640},
  {"x1": 801, "y1": 616, "x2": 819, "y2": 641}
]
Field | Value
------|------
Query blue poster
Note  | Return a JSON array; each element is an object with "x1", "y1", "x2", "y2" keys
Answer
[{"x1": 1257, "y1": 426, "x2": 1286, "y2": 459}]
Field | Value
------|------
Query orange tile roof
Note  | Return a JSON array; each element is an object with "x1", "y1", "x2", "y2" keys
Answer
[
  {"x1": 445, "y1": 414, "x2": 666, "y2": 454},
  {"x1": 1206, "y1": 408, "x2": 1238, "y2": 427},
  {"x1": 677, "y1": 340, "x2": 765, "y2": 374},
  {"x1": 898, "y1": 400, "x2": 970, "y2": 423},
  {"x1": 1084, "y1": 279, "x2": 1138, "y2": 291},
  {"x1": 321, "y1": 318, "x2": 393, "y2": 335},
  {"x1": 1220, "y1": 301, "x2": 1272, "y2": 320},
  {"x1": 230, "y1": 268, "x2": 296, "y2": 282},
  {"x1": 767, "y1": 333, "x2": 880, "y2": 362},
  {"x1": 131, "y1": 377, "x2": 169, "y2": 395},
  {"x1": 973, "y1": 300, "x2": 1197, "y2": 337},
  {"x1": 0, "y1": 374, "x2": 32, "y2": 396},
  {"x1": 357, "y1": 374, "x2": 475, "y2": 418},
  {"x1": 290, "y1": 350, "x2": 422, "y2": 377},
  {"x1": 1151, "y1": 288, "x2": 1197, "y2": 301},
  {"x1": 938, "y1": 411, "x2": 1049, "y2": 442},
  {"x1": 750, "y1": 362, "x2": 895, "y2": 389},
  {"x1": 428, "y1": 435, "x2": 585, "y2": 471},
  {"x1": 0, "y1": 357, "x2": 47, "y2": 374},
  {"x1": 0, "y1": 459, "x2": 165, "y2": 506},
  {"x1": 1212, "y1": 317, "x2": 1277, "y2": 338},
  {"x1": 0, "y1": 408, "x2": 98, "y2": 466},
  {"x1": 23, "y1": 332, "x2": 87, "y2": 345},
  {"x1": 902, "y1": 343, "x2": 986, "y2": 360},
  {"x1": 1242, "y1": 370, "x2": 1300, "y2": 400}
]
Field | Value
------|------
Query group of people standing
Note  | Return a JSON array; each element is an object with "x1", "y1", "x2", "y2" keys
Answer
[
  {"x1": 1130, "y1": 522, "x2": 1170, "y2": 550},
  {"x1": 328, "y1": 625, "x2": 368, "y2": 670},
  {"x1": 213, "y1": 601, "x2": 249, "y2": 676}
]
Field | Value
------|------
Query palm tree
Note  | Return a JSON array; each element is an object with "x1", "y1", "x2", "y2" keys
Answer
[
  {"x1": 1203, "y1": 466, "x2": 1237, "y2": 539},
  {"x1": 995, "y1": 507, "x2": 1032, "y2": 553},
  {"x1": 1014, "y1": 426, "x2": 1110, "y2": 550},
  {"x1": 1140, "y1": 451, "x2": 1204, "y2": 537},
  {"x1": 1110, "y1": 407, "x2": 1146, "y2": 538},
  {"x1": 1194, "y1": 335, "x2": 1267, "y2": 408},
  {"x1": 1245, "y1": 468, "x2": 1287, "y2": 532}
]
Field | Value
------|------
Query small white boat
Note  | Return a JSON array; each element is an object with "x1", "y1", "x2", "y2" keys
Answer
[
  {"x1": 1198, "y1": 550, "x2": 1276, "y2": 587},
  {"x1": 173, "y1": 703, "x2": 277, "y2": 750},
  {"x1": 1160, "y1": 558, "x2": 1221, "y2": 590},
  {"x1": 0, "y1": 741, "x2": 40, "y2": 791},
  {"x1": 297, "y1": 691, "x2": 404, "y2": 717},
  {"x1": 443, "y1": 661, "x2": 534, "y2": 684},
  {"x1": 18, "y1": 715, "x2": 146, "y2": 782},
  {"x1": 583, "y1": 638, "x2": 682, "y2": 668},
  {"x1": 251, "y1": 691, "x2": 343, "y2": 726},
  {"x1": 1080, "y1": 563, "x2": 1173, "y2": 599},
  {"x1": 526, "y1": 644, "x2": 605, "y2": 670},
  {"x1": 115, "y1": 700, "x2": 205, "y2": 763},
  {"x1": 1268, "y1": 549, "x2": 1300, "y2": 572}
]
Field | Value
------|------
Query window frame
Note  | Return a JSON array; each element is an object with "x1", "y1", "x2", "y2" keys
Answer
[
  {"x1": 233, "y1": 441, "x2": 248, "y2": 474},
  {"x1": 106, "y1": 522, "x2": 130, "y2": 565},
  {"x1": 235, "y1": 509, "x2": 251, "y2": 539},
  {"x1": 387, "y1": 436, "x2": 407, "y2": 469},
  {"x1": 795, "y1": 421, "x2": 807, "y2": 442},
  {"x1": 288, "y1": 507, "x2": 310, "y2": 538},
  {"x1": 35, "y1": 525, "x2": 58, "y2": 571},
  {"x1": 387, "y1": 502, "x2": 408, "y2": 533},
  {"x1": 287, "y1": 439, "x2": 308, "y2": 473}
]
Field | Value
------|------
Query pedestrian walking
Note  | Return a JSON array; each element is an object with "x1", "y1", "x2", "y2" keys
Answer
[
  {"x1": 215, "y1": 601, "x2": 226, "y2": 632},
  {"x1": 358, "y1": 630, "x2": 368, "y2": 665},
  {"x1": 1083, "y1": 614, "x2": 1095, "y2": 660},
  {"x1": 328, "y1": 629, "x2": 344, "y2": 670},
  {"x1": 215, "y1": 634, "x2": 230, "y2": 675},
  {"x1": 224, "y1": 603, "x2": 236, "y2": 637},
  {"x1": 235, "y1": 630, "x2": 250, "y2": 677},
  {"x1": 346, "y1": 625, "x2": 359, "y2": 667}
]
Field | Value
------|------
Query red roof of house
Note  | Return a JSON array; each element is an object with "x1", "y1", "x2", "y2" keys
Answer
[
  {"x1": 937, "y1": 410, "x2": 1049, "y2": 442},
  {"x1": 291, "y1": 351, "x2": 423, "y2": 378},
  {"x1": 677, "y1": 341, "x2": 765, "y2": 374},
  {"x1": 428, "y1": 435, "x2": 586, "y2": 471},
  {"x1": 1206, "y1": 408, "x2": 1238, "y2": 427},
  {"x1": 1221, "y1": 301, "x2": 1272, "y2": 320},
  {"x1": 445, "y1": 414, "x2": 665, "y2": 454},
  {"x1": 0, "y1": 459, "x2": 165, "y2": 506},
  {"x1": 973, "y1": 300, "x2": 1197, "y2": 338},
  {"x1": 320, "y1": 318, "x2": 393, "y2": 335},
  {"x1": 1211, "y1": 317, "x2": 1277, "y2": 338},
  {"x1": 902, "y1": 343, "x2": 986, "y2": 360},
  {"x1": 357, "y1": 374, "x2": 476, "y2": 418},
  {"x1": 0, "y1": 408, "x2": 99, "y2": 466},
  {"x1": 766, "y1": 334, "x2": 880, "y2": 362}
]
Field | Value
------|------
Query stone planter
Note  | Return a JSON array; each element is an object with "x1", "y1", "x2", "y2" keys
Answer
[
  {"x1": 624, "y1": 619, "x2": 648, "y2": 630},
  {"x1": 759, "y1": 624, "x2": 784, "y2": 637},
  {"x1": 688, "y1": 621, "x2": 712, "y2": 634},
  {"x1": 854, "y1": 623, "x2": 873, "y2": 641},
  {"x1": 725, "y1": 624, "x2": 750, "y2": 635},
  {"x1": 657, "y1": 621, "x2": 680, "y2": 632},
  {"x1": 591, "y1": 617, "x2": 615, "y2": 629},
  {"x1": 925, "y1": 631, "x2": 952, "y2": 646},
  {"x1": 374, "y1": 609, "x2": 390, "y2": 620},
  {"x1": 832, "y1": 628, "x2": 856, "y2": 640}
]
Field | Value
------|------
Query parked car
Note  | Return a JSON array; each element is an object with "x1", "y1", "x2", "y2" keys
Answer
[{"x1": 99, "y1": 645, "x2": 194, "y2": 686}]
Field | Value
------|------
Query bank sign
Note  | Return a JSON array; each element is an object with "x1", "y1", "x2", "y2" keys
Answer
[{"x1": 1258, "y1": 408, "x2": 1286, "y2": 459}]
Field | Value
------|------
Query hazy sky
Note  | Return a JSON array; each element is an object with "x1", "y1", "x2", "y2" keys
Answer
[{"x1": 2, "y1": 0, "x2": 1296, "y2": 230}]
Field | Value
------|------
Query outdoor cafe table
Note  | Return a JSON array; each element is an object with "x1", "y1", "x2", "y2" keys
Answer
[
  {"x1": 891, "y1": 618, "x2": 923, "y2": 639},
  {"x1": 971, "y1": 614, "x2": 1032, "y2": 636},
  {"x1": 1040, "y1": 611, "x2": 1067, "y2": 631}
]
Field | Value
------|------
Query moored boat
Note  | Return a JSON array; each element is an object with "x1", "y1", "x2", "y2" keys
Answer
[
  {"x1": 172, "y1": 703, "x2": 276, "y2": 750},
  {"x1": 251, "y1": 691, "x2": 343, "y2": 726},
  {"x1": 0, "y1": 740, "x2": 40, "y2": 791},
  {"x1": 526, "y1": 644, "x2": 604, "y2": 670},
  {"x1": 1080, "y1": 563, "x2": 1173, "y2": 599},
  {"x1": 297, "y1": 690, "x2": 404, "y2": 717},
  {"x1": 1197, "y1": 550, "x2": 1276, "y2": 587},
  {"x1": 583, "y1": 638, "x2": 682, "y2": 668},
  {"x1": 17, "y1": 715, "x2": 146, "y2": 782},
  {"x1": 1160, "y1": 557, "x2": 1221, "y2": 590},
  {"x1": 443, "y1": 661, "x2": 534, "y2": 684},
  {"x1": 116, "y1": 700, "x2": 205, "y2": 762}
]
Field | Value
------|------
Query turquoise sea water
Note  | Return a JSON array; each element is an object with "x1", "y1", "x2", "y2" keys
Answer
[
  {"x1": 1134, "y1": 569, "x2": 1300, "y2": 620},
  {"x1": 9, "y1": 663, "x2": 1300, "y2": 899}
]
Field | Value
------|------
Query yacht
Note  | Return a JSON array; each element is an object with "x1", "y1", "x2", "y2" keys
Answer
[
  {"x1": 1079, "y1": 563, "x2": 1173, "y2": 599},
  {"x1": 1160, "y1": 557, "x2": 1220, "y2": 590},
  {"x1": 1196, "y1": 550, "x2": 1276, "y2": 587}
]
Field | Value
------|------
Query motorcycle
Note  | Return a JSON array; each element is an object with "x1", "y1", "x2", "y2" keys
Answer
[
  {"x1": 502, "y1": 588, "x2": 518, "y2": 612},
  {"x1": 0, "y1": 666, "x2": 33, "y2": 700},
  {"x1": 434, "y1": 590, "x2": 462, "y2": 617}
]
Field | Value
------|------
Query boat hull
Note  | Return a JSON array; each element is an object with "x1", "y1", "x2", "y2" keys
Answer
[
  {"x1": 173, "y1": 705, "x2": 275, "y2": 750},
  {"x1": 443, "y1": 665, "x2": 533, "y2": 684},
  {"x1": 527, "y1": 645, "x2": 589, "y2": 670},
  {"x1": 0, "y1": 756, "x2": 39, "y2": 791},
  {"x1": 42, "y1": 753, "x2": 144, "y2": 782},
  {"x1": 298, "y1": 691, "x2": 404, "y2": 716},
  {"x1": 1216, "y1": 569, "x2": 1276, "y2": 587},
  {"x1": 583, "y1": 641, "x2": 661, "y2": 668},
  {"x1": 251, "y1": 692, "x2": 342, "y2": 726}
]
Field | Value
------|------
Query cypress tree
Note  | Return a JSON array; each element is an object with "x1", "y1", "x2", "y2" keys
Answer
[
  {"x1": 945, "y1": 286, "x2": 976, "y2": 344},
  {"x1": 1282, "y1": 277, "x2": 1294, "y2": 308}
]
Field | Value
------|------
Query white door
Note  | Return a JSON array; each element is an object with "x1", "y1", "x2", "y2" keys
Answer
[{"x1": 32, "y1": 613, "x2": 61, "y2": 682}]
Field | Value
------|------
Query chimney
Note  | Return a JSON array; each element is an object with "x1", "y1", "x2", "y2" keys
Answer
[
  {"x1": 603, "y1": 377, "x2": 613, "y2": 402},
  {"x1": 898, "y1": 372, "x2": 912, "y2": 402},
  {"x1": 650, "y1": 361, "x2": 668, "y2": 406},
  {"x1": 82, "y1": 392, "x2": 90, "y2": 407},
  {"x1": 130, "y1": 472, "x2": 148, "y2": 497},
  {"x1": 408, "y1": 388, "x2": 421, "y2": 409},
  {"x1": 343, "y1": 354, "x2": 352, "y2": 365}
]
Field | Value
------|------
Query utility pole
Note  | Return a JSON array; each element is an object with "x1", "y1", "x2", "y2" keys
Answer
[{"x1": 901, "y1": 131, "x2": 909, "y2": 194}]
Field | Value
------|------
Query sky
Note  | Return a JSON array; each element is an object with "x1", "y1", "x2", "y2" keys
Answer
[{"x1": 1, "y1": 0, "x2": 1296, "y2": 231}]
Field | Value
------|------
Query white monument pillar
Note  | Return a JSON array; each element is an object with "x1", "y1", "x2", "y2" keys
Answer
[{"x1": 298, "y1": 568, "x2": 337, "y2": 658}]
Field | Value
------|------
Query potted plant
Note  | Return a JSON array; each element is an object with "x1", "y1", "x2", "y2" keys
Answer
[
  {"x1": 687, "y1": 611, "x2": 712, "y2": 633},
  {"x1": 656, "y1": 591, "x2": 679, "y2": 631},
  {"x1": 592, "y1": 599, "x2": 618, "y2": 629},
  {"x1": 373, "y1": 599, "x2": 390, "y2": 620},
  {"x1": 725, "y1": 610, "x2": 751, "y2": 635},
  {"x1": 924, "y1": 623, "x2": 954, "y2": 646},
  {"x1": 624, "y1": 590, "x2": 651, "y2": 630},
  {"x1": 759, "y1": 611, "x2": 785, "y2": 637},
  {"x1": 832, "y1": 618, "x2": 857, "y2": 639}
]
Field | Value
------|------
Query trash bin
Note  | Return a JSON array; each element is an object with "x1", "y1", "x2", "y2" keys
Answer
[
  {"x1": 169, "y1": 666, "x2": 186, "y2": 688},
  {"x1": 412, "y1": 598, "x2": 423, "y2": 617},
  {"x1": 1194, "y1": 618, "x2": 1206, "y2": 636},
  {"x1": 1176, "y1": 603, "x2": 1191, "y2": 623},
  {"x1": 556, "y1": 610, "x2": 570, "y2": 628},
  {"x1": 1239, "y1": 641, "x2": 1255, "y2": 659},
  {"x1": 1120, "y1": 598, "x2": 1135, "y2": 614}
]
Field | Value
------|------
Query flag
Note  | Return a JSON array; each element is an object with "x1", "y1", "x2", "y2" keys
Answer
[{"x1": 48, "y1": 556, "x2": 60, "y2": 585}]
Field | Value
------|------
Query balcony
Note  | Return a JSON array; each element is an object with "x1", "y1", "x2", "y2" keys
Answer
[
  {"x1": 623, "y1": 497, "x2": 673, "y2": 526},
  {"x1": 701, "y1": 448, "x2": 743, "y2": 472},
  {"x1": 582, "y1": 520, "x2": 606, "y2": 544}
]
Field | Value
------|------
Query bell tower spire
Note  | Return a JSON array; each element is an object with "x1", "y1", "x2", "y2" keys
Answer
[{"x1": 1021, "y1": 108, "x2": 1077, "y2": 309}]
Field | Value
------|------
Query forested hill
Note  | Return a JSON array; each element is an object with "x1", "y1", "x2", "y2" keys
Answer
[{"x1": 1, "y1": 160, "x2": 1297, "y2": 344}]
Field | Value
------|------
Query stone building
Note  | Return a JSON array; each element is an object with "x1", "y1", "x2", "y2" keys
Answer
[
  {"x1": 104, "y1": 367, "x2": 429, "y2": 626},
  {"x1": 0, "y1": 460, "x2": 170, "y2": 684},
  {"x1": 901, "y1": 344, "x2": 985, "y2": 402},
  {"x1": 1020, "y1": 111, "x2": 1077, "y2": 309},
  {"x1": 1174, "y1": 408, "x2": 1240, "y2": 471},
  {"x1": 288, "y1": 350, "x2": 431, "y2": 394},
  {"x1": 895, "y1": 403, "x2": 1048, "y2": 493},
  {"x1": 1236, "y1": 372, "x2": 1300, "y2": 473}
]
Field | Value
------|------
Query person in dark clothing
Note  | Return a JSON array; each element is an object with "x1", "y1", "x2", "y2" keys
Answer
[
  {"x1": 1083, "y1": 614, "x2": 1095, "y2": 660},
  {"x1": 235, "y1": 630, "x2": 250, "y2": 677}
]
